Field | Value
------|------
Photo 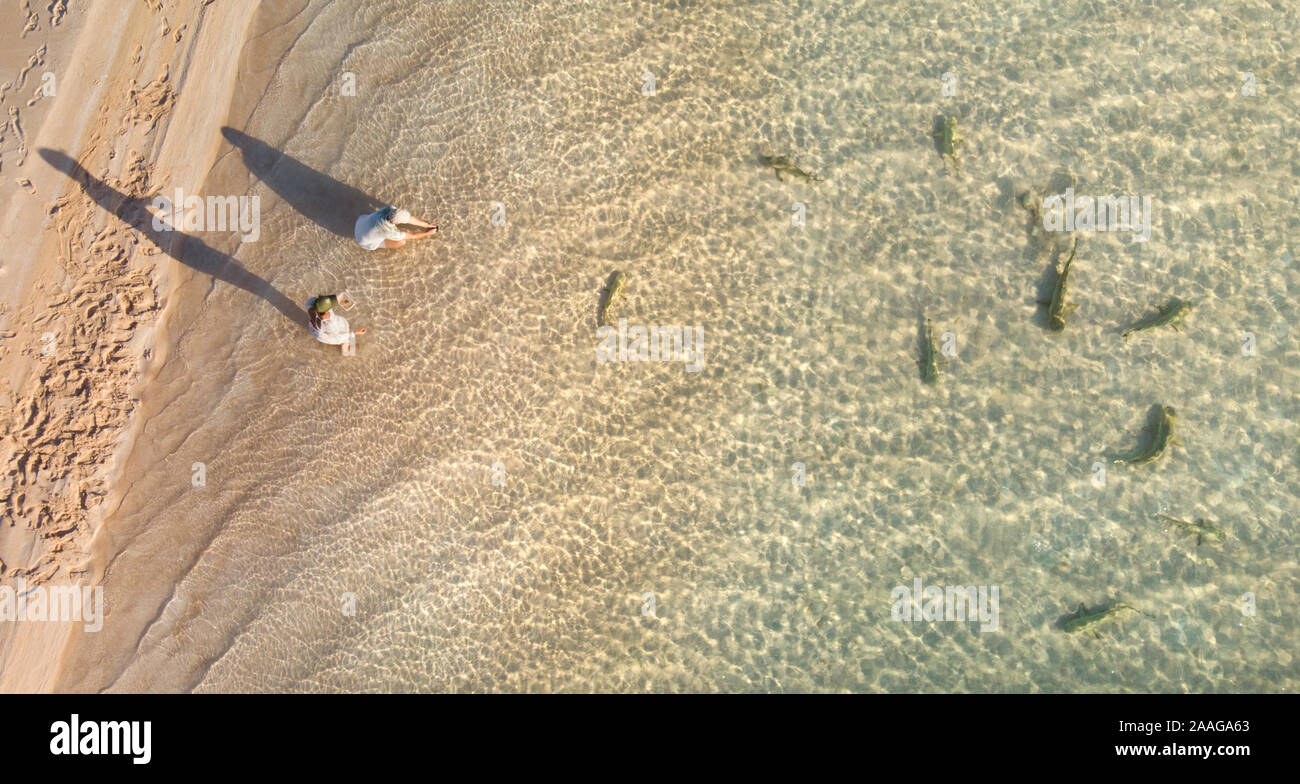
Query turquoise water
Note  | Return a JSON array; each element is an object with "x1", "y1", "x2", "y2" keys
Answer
[{"x1": 74, "y1": 0, "x2": 1298, "y2": 691}]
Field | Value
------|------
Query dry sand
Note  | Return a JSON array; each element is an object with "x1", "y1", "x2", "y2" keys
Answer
[{"x1": 0, "y1": 0, "x2": 264, "y2": 692}]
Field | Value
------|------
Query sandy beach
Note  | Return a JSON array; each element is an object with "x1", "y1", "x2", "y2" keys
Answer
[
  {"x1": 0, "y1": 0, "x2": 266, "y2": 691},
  {"x1": 2, "y1": 0, "x2": 1297, "y2": 693}
]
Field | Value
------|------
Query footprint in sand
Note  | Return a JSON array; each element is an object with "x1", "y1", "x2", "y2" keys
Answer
[{"x1": 16, "y1": 45, "x2": 47, "y2": 90}]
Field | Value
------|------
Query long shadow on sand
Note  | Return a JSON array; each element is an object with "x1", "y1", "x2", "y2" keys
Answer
[
  {"x1": 39, "y1": 148, "x2": 303, "y2": 325},
  {"x1": 221, "y1": 127, "x2": 384, "y2": 239}
]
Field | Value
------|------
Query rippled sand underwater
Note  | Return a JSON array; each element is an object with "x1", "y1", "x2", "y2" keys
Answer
[{"x1": 87, "y1": 0, "x2": 1298, "y2": 691}]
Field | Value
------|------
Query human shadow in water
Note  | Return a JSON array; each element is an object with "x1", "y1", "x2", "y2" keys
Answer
[
  {"x1": 39, "y1": 148, "x2": 303, "y2": 325},
  {"x1": 221, "y1": 127, "x2": 384, "y2": 239}
]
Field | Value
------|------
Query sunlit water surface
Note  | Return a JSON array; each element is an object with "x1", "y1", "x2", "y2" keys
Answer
[{"x1": 92, "y1": 0, "x2": 1298, "y2": 692}]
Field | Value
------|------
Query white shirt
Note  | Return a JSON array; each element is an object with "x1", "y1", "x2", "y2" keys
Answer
[
  {"x1": 354, "y1": 209, "x2": 404, "y2": 250},
  {"x1": 308, "y1": 307, "x2": 353, "y2": 345}
]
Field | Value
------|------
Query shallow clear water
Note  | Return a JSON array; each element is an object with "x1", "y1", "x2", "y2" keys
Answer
[{"x1": 84, "y1": 0, "x2": 1298, "y2": 691}]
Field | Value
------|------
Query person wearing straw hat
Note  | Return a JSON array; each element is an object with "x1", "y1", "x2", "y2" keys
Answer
[
  {"x1": 354, "y1": 206, "x2": 437, "y2": 250},
  {"x1": 308, "y1": 294, "x2": 366, "y2": 348}
]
